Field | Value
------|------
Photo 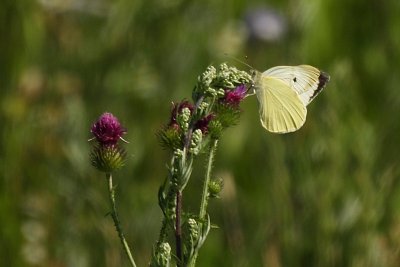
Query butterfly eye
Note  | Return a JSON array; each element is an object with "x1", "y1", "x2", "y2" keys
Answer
[{"x1": 293, "y1": 77, "x2": 297, "y2": 82}]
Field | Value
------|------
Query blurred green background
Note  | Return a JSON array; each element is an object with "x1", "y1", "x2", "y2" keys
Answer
[{"x1": 2, "y1": 0, "x2": 400, "y2": 266}]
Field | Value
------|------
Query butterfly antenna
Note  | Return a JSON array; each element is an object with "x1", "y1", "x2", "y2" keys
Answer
[
  {"x1": 223, "y1": 53, "x2": 254, "y2": 69},
  {"x1": 222, "y1": 53, "x2": 257, "y2": 97}
]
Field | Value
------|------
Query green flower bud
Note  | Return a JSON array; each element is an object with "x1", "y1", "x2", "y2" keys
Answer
[
  {"x1": 183, "y1": 217, "x2": 199, "y2": 263},
  {"x1": 189, "y1": 129, "x2": 203, "y2": 155},
  {"x1": 214, "y1": 103, "x2": 241, "y2": 128},
  {"x1": 177, "y1": 107, "x2": 191, "y2": 132},
  {"x1": 90, "y1": 145, "x2": 127, "y2": 173},
  {"x1": 193, "y1": 64, "x2": 251, "y2": 101},
  {"x1": 187, "y1": 218, "x2": 199, "y2": 242},
  {"x1": 174, "y1": 149, "x2": 184, "y2": 159},
  {"x1": 199, "y1": 65, "x2": 217, "y2": 88},
  {"x1": 216, "y1": 88, "x2": 225, "y2": 97},
  {"x1": 214, "y1": 63, "x2": 252, "y2": 89},
  {"x1": 150, "y1": 242, "x2": 171, "y2": 267},
  {"x1": 157, "y1": 125, "x2": 182, "y2": 151},
  {"x1": 197, "y1": 102, "x2": 210, "y2": 117},
  {"x1": 208, "y1": 119, "x2": 223, "y2": 140},
  {"x1": 208, "y1": 178, "x2": 224, "y2": 198}
]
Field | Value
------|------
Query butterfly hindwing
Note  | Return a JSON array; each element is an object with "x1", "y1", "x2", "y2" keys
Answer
[{"x1": 255, "y1": 73, "x2": 307, "y2": 133}]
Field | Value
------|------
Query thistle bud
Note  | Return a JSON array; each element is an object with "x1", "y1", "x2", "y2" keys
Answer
[
  {"x1": 90, "y1": 144, "x2": 127, "y2": 173},
  {"x1": 89, "y1": 112, "x2": 128, "y2": 172},
  {"x1": 157, "y1": 125, "x2": 182, "y2": 151},
  {"x1": 207, "y1": 120, "x2": 223, "y2": 140},
  {"x1": 208, "y1": 178, "x2": 224, "y2": 198}
]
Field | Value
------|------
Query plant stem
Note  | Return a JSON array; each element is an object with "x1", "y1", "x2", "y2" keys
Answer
[
  {"x1": 199, "y1": 139, "x2": 218, "y2": 220},
  {"x1": 157, "y1": 156, "x2": 176, "y2": 244},
  {"x1": 175, "y1": 190, "x2": 183, "y2": 266},
  {"x1": 106, "y1": 173, "x2": 137, "y2": 267},
  {"x1": 173, "y1": 96, "x2": 205, "y2": 266},
  {"x1": 190, "y1": 139, "x2": 218, "y2": 267}
]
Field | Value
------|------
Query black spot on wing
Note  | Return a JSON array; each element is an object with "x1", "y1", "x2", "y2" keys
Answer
[{"x1": 311, "y1": 71, "x2": 330, "y2": 99}]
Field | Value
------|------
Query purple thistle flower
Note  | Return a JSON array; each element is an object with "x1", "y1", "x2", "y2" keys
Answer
[
  {"x1": 220, "y1": 84, "x2": 247, "y2": 106},
  {"x1": 194, "y1": 114, "x2": 215, "y2": 135},
  {"x1": 91, "y1": 112, "x2": 127, "y2": 145}
]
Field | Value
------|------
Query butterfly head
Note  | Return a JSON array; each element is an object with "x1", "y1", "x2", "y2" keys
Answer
[{"x1": 247, "y1": 69, "x2": 262, "y2": 95}]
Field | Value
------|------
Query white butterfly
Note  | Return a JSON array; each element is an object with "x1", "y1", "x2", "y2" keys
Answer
[{"x1": 252, "y1": 65, "x2": 330, "y2": 133}]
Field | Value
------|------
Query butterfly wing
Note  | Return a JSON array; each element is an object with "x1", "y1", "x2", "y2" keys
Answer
[
  {"x1": 254, "y1": 72, "x2": 307, "y2": 133},
  {"x1": 263, "y1": 65, "x2": 330, "y2": 106}
]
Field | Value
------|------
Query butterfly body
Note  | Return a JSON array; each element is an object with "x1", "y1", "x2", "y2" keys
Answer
[{"x1": 252, "y1": 65, "x2": 330, "y2": 134}]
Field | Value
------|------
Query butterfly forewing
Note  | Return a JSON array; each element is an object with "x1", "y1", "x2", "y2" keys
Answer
[
  {"x1": 255, "y1": 74, "x2": 307, "y2": 133},
  {"x1": 263, "y1": 65, "x2": 329, "y2": 106}
]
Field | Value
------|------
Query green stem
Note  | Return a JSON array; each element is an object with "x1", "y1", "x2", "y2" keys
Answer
[
  {"x1": 189, "y1": 139, "x2": 218, "y2": 267},
  {"x1": 175, "y1": 190, "x2": 183, "y2": 267},
  {"x1": 106, "y1": 173, "x2": 137, "y2": 267},
  {"x1": 155, "y1": 155, "x2": 177, "y2": 244},
  {"x1": 199, "y1": 139, "x2": 218, "y2": 220}
]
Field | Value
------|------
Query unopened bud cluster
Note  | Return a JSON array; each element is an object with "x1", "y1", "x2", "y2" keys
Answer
[
  {"x1": 183, "y1": 217, "x2": 199, "y2": 262},
  {"x1": 150, "y1": 242, "x2": 171, "y2": 267},
  {"x1": 189, "y1": 129, "x2": 203, "y2": 155}
]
